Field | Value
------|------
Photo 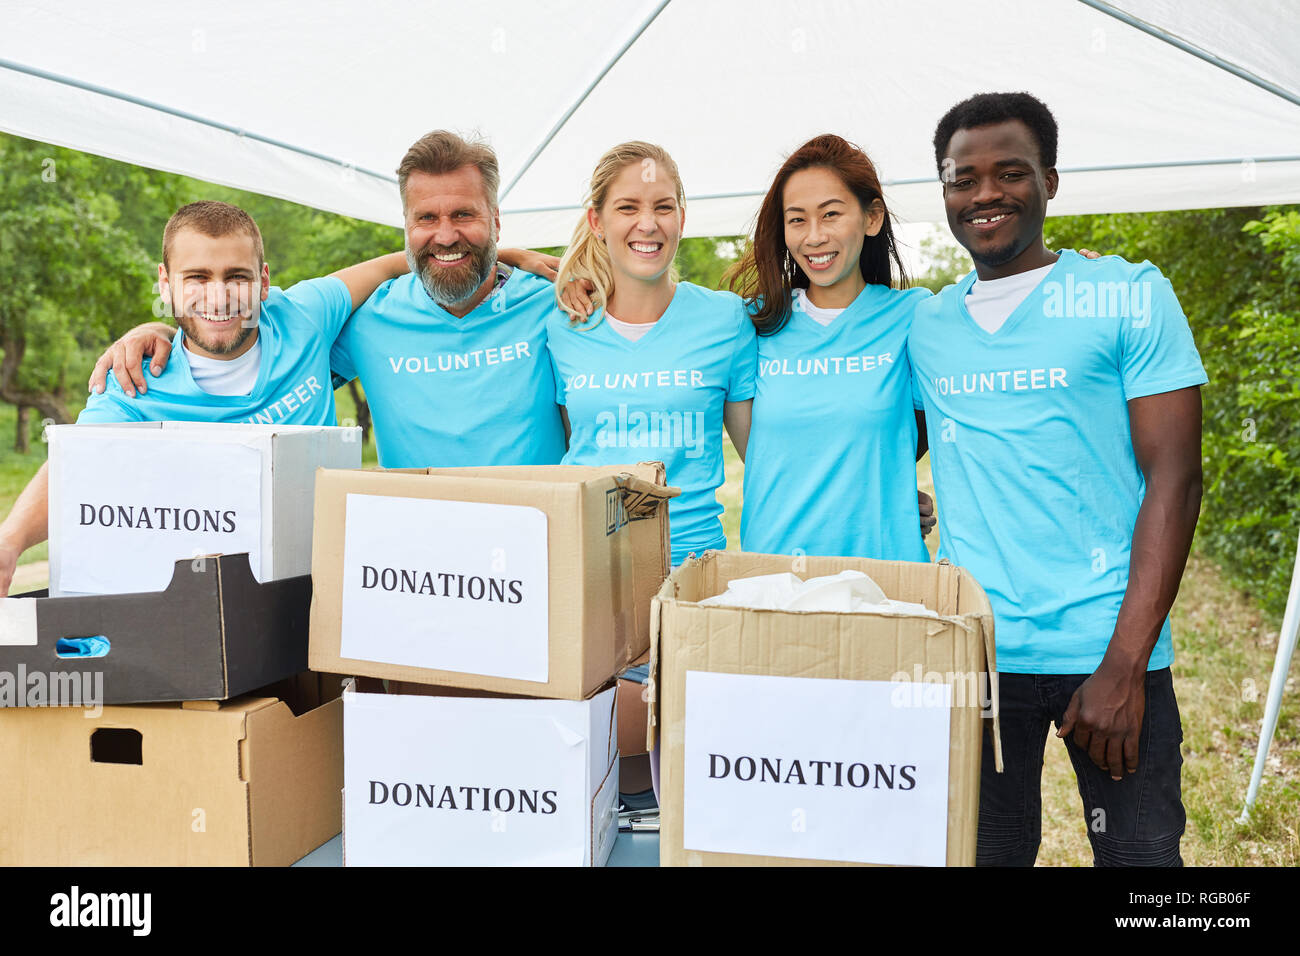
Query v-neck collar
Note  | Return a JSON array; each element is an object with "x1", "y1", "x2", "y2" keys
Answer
[
  {"x1": 955, "y1": 253, "x2": 1068, "y2": 341},
  {"x1": 597, "y1": 283, "x2": 682, "y2": 351},
  {"x1": 792, "y1": 282, "x2": 890, "y2": 337}
]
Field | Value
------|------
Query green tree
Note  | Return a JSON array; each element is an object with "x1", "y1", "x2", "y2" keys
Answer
[
  {"x1": 913, "y1": 230, "x2": 972, "y2": 292},
  {"x1": 0, "y1": 137, "x2": 156, "y2": 435},
  {"x1": 1044, "y1": 205, "x2": 1300, "y2": 618},
  {"x1": 675, "y1": 236, "x2": 744, "y2": 290}
]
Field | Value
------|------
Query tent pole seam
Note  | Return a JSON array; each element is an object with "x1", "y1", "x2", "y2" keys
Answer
[
  {"x1": 0, "y1": 58, "x2": 398, "y2": 185},
  {"x1": 1077, "y1": 0, "x2": 1300, "y2": 108},
  {"x1": 501, "y1": 155, "x2": 1300, "y2": 215},
  {"x1": 498, "y1": 0, "x2": 673, "y2": 203}
]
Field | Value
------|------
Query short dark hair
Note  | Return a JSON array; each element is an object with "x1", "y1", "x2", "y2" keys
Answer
[
  {"x1": 163, "y1": 200, "x2": 264, "y2": 270},
  {"x1": 933, "y1": 92, "x2": 1058, "y2": 174}
]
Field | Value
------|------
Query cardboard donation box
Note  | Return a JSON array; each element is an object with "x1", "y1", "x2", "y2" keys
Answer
[
  {"x1": 343, "y1": 682, "x2": 618, "y2": 866},
  {"x1": 48, "y1": 422, "x2": 361, "y2": 597},
  {"x1": 651, "y1": 551, "x2": 1000, "y2": 867},
  {"x1": 0, "y1": 672, "x2": 344, "y2": 866},
  {"x1": 310, "y1": 463, "x2": 676, "y2": 701},
  {"x1": 0, "y1": 554, "x2": 312, "y2": 706}
]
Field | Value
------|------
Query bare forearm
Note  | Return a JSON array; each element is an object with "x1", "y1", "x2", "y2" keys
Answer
[
  {"x1": 0, "y1": 462, "x2": 50, "y2": 553},
  {"x1": 331, "y1": 251, "x2": 409, "y2": 310},
  {"x1": 1106, "y1": 470, "x2": 1202, "y2": 669},
  {"x1": 724, "y1": 400, "x2": 752, "y2": 463}
]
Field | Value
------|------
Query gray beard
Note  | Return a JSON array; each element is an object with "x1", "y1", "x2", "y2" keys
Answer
[{"x1": 407, "y1": 237, "x2": 498, "y2": 307}]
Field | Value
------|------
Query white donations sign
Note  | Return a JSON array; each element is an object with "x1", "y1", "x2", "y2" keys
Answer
[
  {"x1": 339, "y1": 493, "x2": 549, "y2": 682},
  {"x1": 54, "y1": 436, "x2": 262, "y2": 595},
  {"x1": 683, "y1": 671, "x2": 951, "y2": 866}
]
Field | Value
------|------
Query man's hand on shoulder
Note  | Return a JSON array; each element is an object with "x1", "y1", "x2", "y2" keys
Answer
[
  {"x1": 88, "y1": 322, "x2": 175, "y2": 397},
  {"x1": 499, "y1": 248, "x2": 560, "y2": 282}
]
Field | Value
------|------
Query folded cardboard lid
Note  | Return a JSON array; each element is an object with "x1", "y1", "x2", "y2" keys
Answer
[
  {"x1": 51, "y1": 421, "x2": 346, "y2": 436},
  {"x1": 654, "y1": 551, "x2": 993, "y2": 620},
  {"x1": 343, "y1": 462, "x2": 680, "y2": 502}
]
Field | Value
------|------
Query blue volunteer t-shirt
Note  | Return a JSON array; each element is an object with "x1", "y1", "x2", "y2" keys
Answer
[
  {"x1": 548, "y1": 282, "x2": 757, "y2": 566},
  {"x1": 331, "y1": 269, "x2": 566, "y2": 468},
  {"x1": 908, "y1": 250, "x2": 1208, "y2": 674},
  {"x1": 78, "y1": 277, "x2": 350, "y2": 425},
  {"x1": 742, "y1": 284, "x2": 931, "y2": 562}
]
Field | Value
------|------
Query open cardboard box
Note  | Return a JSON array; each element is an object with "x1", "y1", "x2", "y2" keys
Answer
[
  {"x1": 0, "y1": 671, "x2": 345, "y2": 866},
  {"x1": 310, "y1": 462, "x2": 676, "y2": 701},
  {"x1": 650, "y1": 551, "x2": 1000, "y2": 867},
  {"x1": 0, "y1": 553, "x2": 310, "y2": 707}
]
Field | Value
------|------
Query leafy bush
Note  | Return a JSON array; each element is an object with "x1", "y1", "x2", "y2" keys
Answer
[{"x1": 1041, "y1": 206, "x2": 1299, "y2": 620}]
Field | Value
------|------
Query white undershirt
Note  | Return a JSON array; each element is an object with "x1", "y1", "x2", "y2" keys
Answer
[
  {"x1": 794, "y1": 288, "x2": 845, "y2": 327},
  {"x1": 185, "y1": 338, "x2": 262, "y2": 396},
  {"x1": 964, "y1": 262, "x2": 1056, "y2": 334},
  {"x1": 605, "y1": 312, "x2": 656, "y2": 342}
]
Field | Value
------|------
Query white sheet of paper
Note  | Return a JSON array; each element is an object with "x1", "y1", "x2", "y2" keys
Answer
[
  {"x1": 343, "y1": 690, "x2": 592, "y2": 866},
  {"x1": 54, "y1": 436, "x2": 263, "y2": 594},
  {"x1": 0, "y1": 600, "x2": 38, "y2": 646},
  {"x1": 339, "y1": 494, "x2": 549, "y2": 682},
  {"x1": 683, "y1": 671, "x2": 951, "y2": 866}
]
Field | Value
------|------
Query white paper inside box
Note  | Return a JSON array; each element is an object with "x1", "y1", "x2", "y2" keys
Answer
[
  {"x1": 342, "y1": 681, "x2": 619, "y2": 866},
  {"x1": 48, "y1": 422, "x2": 361, "y2": 597},
  {"x1": 650, "y1": 551, "x2": 1000, "y2": 867}
]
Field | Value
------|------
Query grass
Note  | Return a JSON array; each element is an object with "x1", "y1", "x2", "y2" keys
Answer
[
  {"x1": 0, "y1": 402, "x2": 63, "y2": 568},
  {"x1": 6, "y1": 401, "x2": 1295, "y2": 864}
]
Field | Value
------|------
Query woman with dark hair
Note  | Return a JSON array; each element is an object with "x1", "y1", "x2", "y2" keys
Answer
[{"x1": 727, "y1": 134, "x2": 932, "y2": 562}]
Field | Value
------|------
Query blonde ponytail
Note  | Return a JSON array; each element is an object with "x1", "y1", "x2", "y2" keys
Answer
[{"x1": 555, "y1": 213, "x2": 615, "y2": 327}]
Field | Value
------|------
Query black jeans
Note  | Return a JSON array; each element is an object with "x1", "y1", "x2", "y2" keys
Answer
[{"x1": 977, "y1": 668, "x2": 1186, "y2": 866}]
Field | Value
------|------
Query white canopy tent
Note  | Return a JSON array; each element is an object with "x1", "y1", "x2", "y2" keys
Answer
[
  {"x1": 1, "y1": 0, "x2": 1298, "y2": 818},
  {"x1": 2, "y1": 0, "x2": 1298, "y2": 245}
]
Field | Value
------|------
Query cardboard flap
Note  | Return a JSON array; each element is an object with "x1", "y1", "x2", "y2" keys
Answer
[
  {"x1": 981, "y1": 611, "x2": 1003, "y2": 773},
  {"x1": 243, "y1": 691, "x2": 344, "y2": 866},
  {"x1": 635, "y1": 461, "x2": 668, "y2": 483},
  {"x1": 646, "y1": 596, "x2": 663, "y2": 753},
  {"x1": 604, "y1": 685, "x2": 618, "y2": 762},
  {"x1": 589, "y1": 753, "x2": 619, "y2": 867},
  {"x1": 217, "y1": 694, "x2": 284, "y2": 717},
  {"x1": 212, "y1": 554, "x2": 312, "y2": 702},
  {"x1": 613, "y1": 473, "x2": 679, "y2": 519}
]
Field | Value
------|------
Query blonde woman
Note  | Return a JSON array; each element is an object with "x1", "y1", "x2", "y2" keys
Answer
[{"x1": 550, "y1": 142, "x2": 756, "y2": 567}]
